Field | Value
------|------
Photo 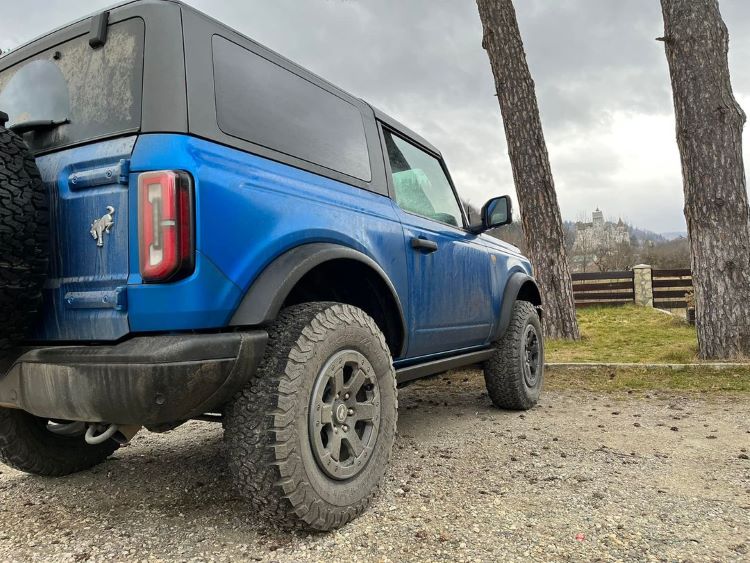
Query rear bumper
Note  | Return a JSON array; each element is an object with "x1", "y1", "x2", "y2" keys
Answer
[{"x1": 0, "y1": 332, "x2": 267, "y2": 426}]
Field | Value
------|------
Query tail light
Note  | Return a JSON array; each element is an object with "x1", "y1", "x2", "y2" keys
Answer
[{"x1": 138, "y1": 170, "x2": 194, "y2": 283}]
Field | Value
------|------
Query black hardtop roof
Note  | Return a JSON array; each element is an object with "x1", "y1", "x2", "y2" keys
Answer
[
  {"x1": 172, "y1": 0, "x2": 442, "y2": 156},
  {"x1": 369, "y1": 105, "x2": 440, "y2": 157},
  {"x1": 2, "y1": 0, "x2": 442, "y2": 157}
]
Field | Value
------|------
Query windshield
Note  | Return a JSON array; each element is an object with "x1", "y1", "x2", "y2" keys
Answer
[{"x1": 0, "y1": 17, "x2": 144, "y2": 153}]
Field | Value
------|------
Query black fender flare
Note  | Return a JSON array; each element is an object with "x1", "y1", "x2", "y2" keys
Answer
[
  {"x1": 229, "y1": 243, "x2": 408, "y2": 355},
  {"x1": 494, "y1": 273, "x2": 543, "y2": 340}
]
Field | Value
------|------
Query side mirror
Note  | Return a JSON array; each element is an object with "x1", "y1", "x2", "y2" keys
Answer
[{"x1": 471, "y1": 196, "x2": 512, "y2": 233}]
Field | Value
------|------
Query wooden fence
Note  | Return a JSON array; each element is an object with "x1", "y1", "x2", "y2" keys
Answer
[
  {"x1": 571, "y1": 267, "x2": 694, "y2": 311},
  {"x1": 652, "y1": 268, "x2": 692, "y2": 310},
  {"x1": 571, "y1": 270, "x2": 635, "y2": 308}
]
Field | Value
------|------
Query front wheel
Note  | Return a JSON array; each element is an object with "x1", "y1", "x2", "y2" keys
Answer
[
  {"x1": 224, "y1": 302, "x2": 397, "y2": 531},
  {"x1": 484, "y1": 300, "x2": 544, "y2": 410}
]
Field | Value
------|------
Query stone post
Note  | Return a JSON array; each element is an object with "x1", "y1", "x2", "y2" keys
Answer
[{"x1": 633, "y1": 264, "x2": 653, "y2": 307}]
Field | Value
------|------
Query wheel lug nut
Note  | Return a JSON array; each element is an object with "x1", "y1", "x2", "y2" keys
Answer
[
  {"x1": 348, "y1": 408, "x2": 354, "y2": 416},
  {"x1": 344, "y1": 393, "x2": 350, "y2": 399},
  {"x1": 343, "y1": 425, "x2": 349, "y2": 432}
]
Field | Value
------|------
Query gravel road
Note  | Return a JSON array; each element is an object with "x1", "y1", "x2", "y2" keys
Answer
[{"x1": 0, "y1": 368, "x2": 747, "y2": 562}]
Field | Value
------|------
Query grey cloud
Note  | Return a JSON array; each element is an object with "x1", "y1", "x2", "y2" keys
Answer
[
  {"x1": 2, "y1": 0, "x2": 750, "y2": 233},
  {"x1": 517, "y1": 0, "x2": 673, "y2": 130}
]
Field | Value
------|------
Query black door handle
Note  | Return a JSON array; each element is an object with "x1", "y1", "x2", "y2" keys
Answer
[{"x1": 411, "y1": 237, "x2": 438, "y2": 253}]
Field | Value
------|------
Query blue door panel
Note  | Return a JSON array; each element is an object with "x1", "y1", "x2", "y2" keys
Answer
[
  {"x1": 32, "y1": 137, "x2": 136, "y2": 341},
  {"x1": 397, "y1": 210, "x2": 494, "y2": 357}
]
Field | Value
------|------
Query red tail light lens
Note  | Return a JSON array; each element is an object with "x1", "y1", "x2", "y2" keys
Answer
[{"x1": 138, "y1": 170, "x2": 194, "y2": 282}]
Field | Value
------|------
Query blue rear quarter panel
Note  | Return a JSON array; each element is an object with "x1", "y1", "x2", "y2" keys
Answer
[{"x1": 127, "y1": 134, "x2": 409, "y2": 341}]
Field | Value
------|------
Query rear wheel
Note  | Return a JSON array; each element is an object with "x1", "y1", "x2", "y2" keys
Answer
[
  {"x1": 224, "y1": 302, "x2": 397, "y2": 530},
  {"x1": 484, "y1": 300, "x2": 544, "y2": 410},
  {"x1": 0, "y1": 409, "x2": 118, "y2": 476}
]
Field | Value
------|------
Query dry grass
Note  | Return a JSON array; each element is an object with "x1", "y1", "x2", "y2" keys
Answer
[{"x1": 546, "y1": 305, "x2": 699, "y2": 364}]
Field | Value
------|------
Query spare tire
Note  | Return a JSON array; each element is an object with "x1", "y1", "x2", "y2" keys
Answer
[{"x1": 0, "y1": 113, "x2": 49, "y2": 353}]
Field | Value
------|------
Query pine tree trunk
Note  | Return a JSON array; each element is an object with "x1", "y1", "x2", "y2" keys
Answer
[
  {"x1": 660, "y1": 0, "x2": 750, "y2": 359},
  {"x1": 476, "y1": 0, "x2": 580, "y2": 340}
]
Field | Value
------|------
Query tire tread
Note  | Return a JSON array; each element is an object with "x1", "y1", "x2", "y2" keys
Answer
[
  {"x1": 224, "y1": 302, "x2": 397, "y2": 530},
  {"x1": 484, "y1": 300, "x2": 543, "y2": 411},
  {"x1": 0, "y1": 126, "x2": 49, "y2": 353}
]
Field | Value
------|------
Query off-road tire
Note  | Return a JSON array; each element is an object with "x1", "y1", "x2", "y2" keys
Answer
[
  {"x1": 0, "y1": 409, "x2": 118, "y2": 476},
  {"x1": 484, "y1": 300, "x2": 544, "y2": 410},
  {"x1": 0, "y1": 124, "x2": 49, "y2": 354},
  {"x1": 224, "y1": 302, "x2": 397, "y2": 531}
]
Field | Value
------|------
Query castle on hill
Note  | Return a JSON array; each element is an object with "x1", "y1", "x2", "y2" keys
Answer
[{"x1": 573, "y1": 208, "x2": 630, "y2": 253}]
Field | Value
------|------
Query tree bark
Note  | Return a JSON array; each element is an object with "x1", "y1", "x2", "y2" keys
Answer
[
  {"x1": 476, "y1": 0, "x2": 580, "y2": 340},
  {"x1": 661, "y1": 0, "x2": 750, "y2": 359}
]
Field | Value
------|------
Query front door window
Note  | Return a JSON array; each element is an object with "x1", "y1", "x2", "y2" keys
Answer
[{"x1": 383, "y1": 129, "x2": 463, "y2": 228}]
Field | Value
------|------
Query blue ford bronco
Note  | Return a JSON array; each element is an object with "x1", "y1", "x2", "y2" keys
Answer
[{"x1": 0, "y1": 0, "x2": 543, "y2": 530}]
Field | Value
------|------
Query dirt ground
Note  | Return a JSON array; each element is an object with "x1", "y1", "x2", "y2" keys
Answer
[{"x1": 0, "y1": 369, "x2": 747, "y2": 562}]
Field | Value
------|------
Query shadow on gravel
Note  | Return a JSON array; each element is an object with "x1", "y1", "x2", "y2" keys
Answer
[
  {"x1": 1, "y1": 374, "x2": 501, "y2": 536},
  {"x1": 395, "y1": 372, "x2": 536, "y2": 435}
]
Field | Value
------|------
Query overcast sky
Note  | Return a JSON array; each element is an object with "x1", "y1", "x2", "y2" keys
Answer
[{"x1": 2, "y1": 0, "x2": 750, "y2": 233}]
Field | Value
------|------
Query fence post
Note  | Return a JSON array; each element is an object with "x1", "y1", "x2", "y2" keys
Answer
[{"x1": 632, "y1": 264, "x2": 653, "y2": 307}]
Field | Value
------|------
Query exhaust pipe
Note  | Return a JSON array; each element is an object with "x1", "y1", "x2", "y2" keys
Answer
[
  {"x1": 84, "y1": 423, "x2": 141, "y2": 445},
  {"x1": 84, "y1": 423, "x2": 119, "y2": 445}
]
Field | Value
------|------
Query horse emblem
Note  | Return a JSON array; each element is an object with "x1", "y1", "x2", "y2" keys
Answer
[{"x1": 90, "y1": 206, "x2": 115, "y2": 248}]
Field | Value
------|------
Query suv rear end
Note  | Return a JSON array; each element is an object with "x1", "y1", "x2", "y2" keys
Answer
[
  {"x1": 0, "y1": 3, "x2": 266, "y2": 446},
  {"x1": 0, "y1": 1, "x2": 188, "y2": 341}
]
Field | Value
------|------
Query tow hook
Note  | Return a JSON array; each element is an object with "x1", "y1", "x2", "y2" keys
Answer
[{"x1": 84, "y1": 423, "x2": 141, "y2": 446}]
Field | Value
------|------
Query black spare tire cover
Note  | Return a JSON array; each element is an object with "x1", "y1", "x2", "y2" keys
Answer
[{"x1": 0, "y1": 112, "x2": 49, "y2": 353}]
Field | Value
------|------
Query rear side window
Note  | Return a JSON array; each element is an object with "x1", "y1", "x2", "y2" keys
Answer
[
  {"x1": 212, "y1": 36, "x2": 371, "y2": 182},
  {"x1": 0, "y1": 18, "x2": 145, "y2": 153}
]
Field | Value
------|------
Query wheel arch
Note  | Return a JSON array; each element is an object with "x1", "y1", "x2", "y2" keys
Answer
[
  {"x1": 493, "y1": 273, "x2": 543, "y2": 340},
  {"x1": 229, "y1": 243, "x2": 407, "y2": 357}
]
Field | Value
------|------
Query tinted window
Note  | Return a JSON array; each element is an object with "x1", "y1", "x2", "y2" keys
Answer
[
  {"x1": 212, "y1": 36, "x2": 371, "y2": 182},
  {"x1": 0, "y1": 18, "x2": 145, "y2": 153},
  {"x1": 383, "y1": 130, "x2": 463, "y2": 227}
]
